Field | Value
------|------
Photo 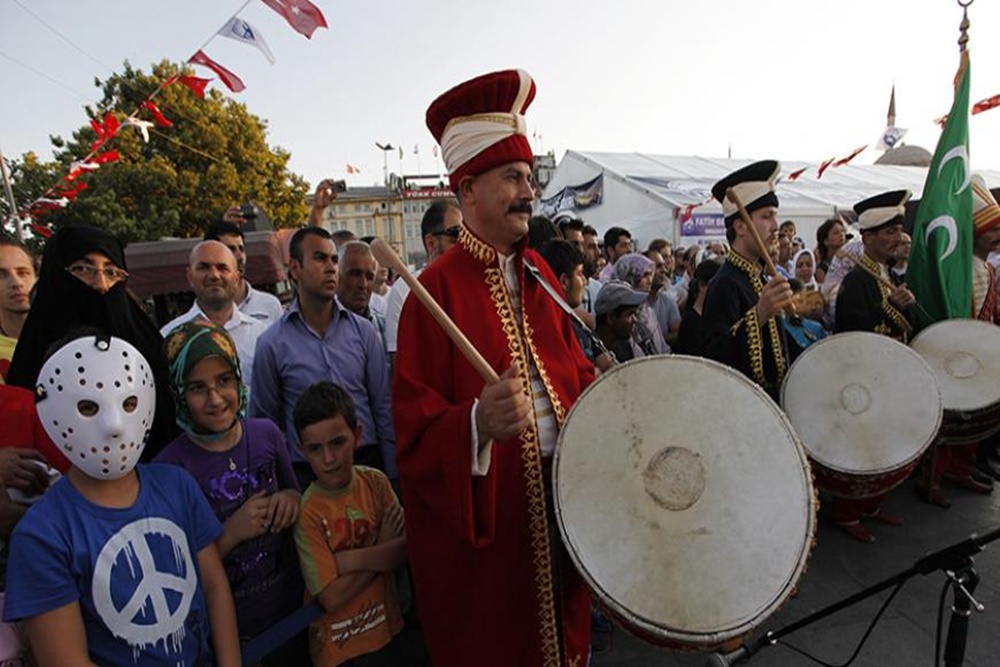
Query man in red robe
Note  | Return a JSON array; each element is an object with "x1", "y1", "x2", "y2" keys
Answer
[{"x1": 393, "y1": 69, "x2": 594, "y2": 667}]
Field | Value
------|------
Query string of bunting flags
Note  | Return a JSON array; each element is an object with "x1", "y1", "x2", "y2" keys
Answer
[
  {"x1": 676, "y1": 143, "x2": 871, "y2": 223},
  {"x1": 935, "y1": 92, "x2": 1000, "y2": 127},
  {"x1": 13, "y1": 0, "x2": 327, "y2": 236}
]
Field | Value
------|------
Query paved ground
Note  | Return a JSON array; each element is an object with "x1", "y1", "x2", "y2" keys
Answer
[{"x1": 591, "y1": 477, "x2": 1000, "y2": 667}]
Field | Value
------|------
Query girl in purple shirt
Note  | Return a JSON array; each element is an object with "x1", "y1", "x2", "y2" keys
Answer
[{"x1": 156, "y1": 321, "x2": 305, "y2": 656}]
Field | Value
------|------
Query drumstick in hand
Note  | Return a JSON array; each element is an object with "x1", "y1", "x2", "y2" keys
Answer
[
  {"x1": 370, "y1": 238, "x2": 500, "y2": 384},
  {"x1": 833, "y1": 248, "x2": 917, "y2": 331},
  {"x1": 725, "y1": 188, "x2": 796, "y2": 318}
]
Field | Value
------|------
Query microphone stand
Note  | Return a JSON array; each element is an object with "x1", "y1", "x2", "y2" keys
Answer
[
  {"x1": 705, "y1": 527, "x2": 1000, "y2": 666},
  {"x1": 943, "y1": 560, "x2": 981, "y2": 667}
]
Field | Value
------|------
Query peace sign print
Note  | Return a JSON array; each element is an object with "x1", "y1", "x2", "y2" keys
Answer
[{"x1": 92, "y1": 517, "x2": 198, "y2": 650}]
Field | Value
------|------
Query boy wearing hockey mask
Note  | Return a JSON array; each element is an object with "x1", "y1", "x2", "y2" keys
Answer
[{"x1": 2, "y1": 333, "x2": 240, "y2": 667}]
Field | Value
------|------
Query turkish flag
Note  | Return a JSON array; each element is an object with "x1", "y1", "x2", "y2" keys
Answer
[
  {"x1": 31, "y1": 223, "x2": 53, "y2": 238},
  {"x1": 177, "y1": 75, "x2": 212, "y2": 98},
  {"x1": 832, "y1": 145, "x2": 867, "y2": 167},
  {"x1": 786, "y1": 167, "x2": 808, "y2": 181},
  {"x1": 93, "y1": 150, "x2": 120, "y2": 165},
  {"x1": 973, "y1": 93, "x2": 1000, "y2": 115},
  {"x1": 58, "y1": 182, "x2": 89, "y2": 200},
  {"x1": 816, "y1": 157, "x2": 835, "y2": 179},
  {"x1": 262, "y1": 0, "x2": 328, "y2": 39},
  {"x1": 188, "y1": 50, "x2": 246, "y2": 93},
  {"x1": 142, "y1": 101, "x2": 173, "y2": 127}
]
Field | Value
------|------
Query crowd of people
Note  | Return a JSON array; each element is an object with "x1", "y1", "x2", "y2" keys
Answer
[{"x1": 0, "y1": 67, "x2": 999, "y2": 667}]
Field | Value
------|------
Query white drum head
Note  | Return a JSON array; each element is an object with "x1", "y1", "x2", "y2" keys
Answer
[
  {"x1": 911, "y1": 319, "x2": 1000, "y2": 412},
  {"x1": 782, "y1": 332, "x2": 941, "y2": 476},
  {"x1": 554, "y1": 356, "x2": 815, "y2": 646}
]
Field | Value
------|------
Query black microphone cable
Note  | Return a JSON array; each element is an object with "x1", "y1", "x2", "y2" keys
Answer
[{"x1": 770, "y1": 580, "x2": 905, "y2": 667}]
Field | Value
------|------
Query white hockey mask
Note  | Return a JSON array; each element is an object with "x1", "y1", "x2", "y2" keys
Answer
[{"x1": 35, "y1": 334, "x2": 156, "y2": 480}]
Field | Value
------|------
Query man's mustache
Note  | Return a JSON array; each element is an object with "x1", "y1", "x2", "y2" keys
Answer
[{"x1": 507, "y1": 201, "x2": 533, "y2": 215}]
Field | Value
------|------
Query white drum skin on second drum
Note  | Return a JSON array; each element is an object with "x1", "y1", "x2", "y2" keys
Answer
[
  {"x1": 782, "y1": 332, "x2": 942, "y2": 489},
  {"x1": 553, "y1": 356, "x2": 816, "y2": 648}
]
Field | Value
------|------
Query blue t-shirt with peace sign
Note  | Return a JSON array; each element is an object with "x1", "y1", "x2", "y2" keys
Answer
[{"x1": 4, "y1": 463, "x2": 222, "y2": 667}]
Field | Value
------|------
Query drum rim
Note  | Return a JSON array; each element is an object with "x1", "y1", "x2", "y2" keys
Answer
[
  {"x1": 780, "y1": 331, "x2": 943, "y2": 476},
  {"x1": 553, "y1": 355, "x2": 817, "y2": 645}
]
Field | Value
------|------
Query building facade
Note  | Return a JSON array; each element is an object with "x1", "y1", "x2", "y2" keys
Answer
[{"x1": 319, "y1": 186, "x2": 406, "y2": 257}]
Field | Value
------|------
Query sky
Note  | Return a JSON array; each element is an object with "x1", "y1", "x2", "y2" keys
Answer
[{"x1": 3, "y1": 0, "x2": 1000, "y2": 194}]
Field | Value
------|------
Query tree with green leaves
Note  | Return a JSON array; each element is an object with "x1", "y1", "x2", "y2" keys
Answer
[{"x1": 5, "y1": 59, "x2": 309, "y2": 243}]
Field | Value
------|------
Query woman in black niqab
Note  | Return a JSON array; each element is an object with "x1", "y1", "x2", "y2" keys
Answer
[{"x1": 7, "y1": 224, "x2": 178, "y2": 459}]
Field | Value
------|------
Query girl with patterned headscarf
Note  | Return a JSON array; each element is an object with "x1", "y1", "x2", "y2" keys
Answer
[
  {"x1": 155, "y1": 320, "x2": 306, "y2": 653},
  {"x1": 614, "y1": 253, "x2": 669, "y2": 356}
]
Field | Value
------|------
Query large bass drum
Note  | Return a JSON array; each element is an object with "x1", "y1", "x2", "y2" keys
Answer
[
  {"x1": 553, "y1": 356, "x2": 816, "y2": 649},
  {"x1": 781, "y1": 332, "x2": 942, "y2": 498},
  {"x1": 910, "y1": 319, "x2": 1000, "y2": 445}
]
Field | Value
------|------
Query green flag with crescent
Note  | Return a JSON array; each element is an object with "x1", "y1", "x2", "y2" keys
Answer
[{"x1": 908, "y1": 51, "x2": 973, "y2": 324}]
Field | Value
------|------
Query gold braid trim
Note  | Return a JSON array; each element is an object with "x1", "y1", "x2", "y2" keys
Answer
[
  {"x1": 768, "y1": 316, "x2": 787, "y2": 383},
  {"x1": 459, "y1": 225, "x2": 496, "y2": 265},
  {"x1": 743, "y1": 306, "x2": 767, "y2": 387},
  {"x1": 522, "y1": 315, "x2": 566, "y2": 427},
  {"x1": 484, "y1": 266, "x2": 562, "y2": 666},
  {"x1": 859, "y1": 254, "x2": 911, "y2": 343},
  {"x1": 727, "y1": 251, "x2": 786, "y2": 386}
]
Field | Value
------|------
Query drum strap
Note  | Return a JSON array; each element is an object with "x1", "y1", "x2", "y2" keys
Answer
[
  {"x1": 859, "y1": 253, "x2": 912, "y2": 341},
  {"x1": 524, "y1": 260, "x2": 615, "y2": 362}
]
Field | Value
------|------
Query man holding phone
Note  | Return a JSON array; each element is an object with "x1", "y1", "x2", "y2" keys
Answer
[{"x1": 308, "y1": 179, "x2": 346, "y2": 227}]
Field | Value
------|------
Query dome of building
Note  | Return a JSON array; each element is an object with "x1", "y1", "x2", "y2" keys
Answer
[{"x1": 874, "y1": 143, "x2": 933, "y2": 167}]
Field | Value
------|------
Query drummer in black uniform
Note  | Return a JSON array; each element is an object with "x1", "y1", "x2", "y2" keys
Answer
[
  {"x1": 832, "y1": 189, "x2": 916, "y2": 543},
  {"x1": 702, "y1": 160, "x2": 795, "y2": 400},
  {"x1": 835, "y1": 190, "x2": 917, "y2": 340}
]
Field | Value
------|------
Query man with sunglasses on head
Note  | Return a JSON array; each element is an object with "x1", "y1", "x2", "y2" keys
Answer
[{"x1": 384, "y1": 200, "x2": 462, "y2": 368}]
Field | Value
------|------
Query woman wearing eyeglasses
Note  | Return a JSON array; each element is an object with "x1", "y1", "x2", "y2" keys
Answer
[{"x1": 6, "y1": 224, "x2": 178, "y2": 458}]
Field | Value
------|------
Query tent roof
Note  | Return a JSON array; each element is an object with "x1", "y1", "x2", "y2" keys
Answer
[{"x1": 557, "y1": 150, "x2": 1000, "y2": 215}]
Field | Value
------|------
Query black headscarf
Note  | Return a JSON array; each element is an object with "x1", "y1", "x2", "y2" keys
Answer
[{"x1": 7, "y1": 224, "x2": 178, "y2": 459}]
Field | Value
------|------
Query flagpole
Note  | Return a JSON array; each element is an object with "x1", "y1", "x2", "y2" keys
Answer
[
  {"x1": 197, "y1": 0, "x2": 255, "y2": 57},
  {"x1": 0, "y1": 149, "x2": 25, "y2": 240}
]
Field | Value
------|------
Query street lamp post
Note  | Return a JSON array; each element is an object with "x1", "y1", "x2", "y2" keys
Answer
[{"x1": 375, "y1": 142, "x2": 394, "y2": 187}]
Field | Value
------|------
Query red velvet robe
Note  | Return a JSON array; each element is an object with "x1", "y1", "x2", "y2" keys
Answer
[{"x1": 393, "y1": 226, "x2": 594, "y2": 667}]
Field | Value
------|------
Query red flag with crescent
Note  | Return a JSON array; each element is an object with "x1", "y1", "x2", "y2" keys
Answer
[{"x1": 188, "y1": 50, "x2": 245, "y2": 93}]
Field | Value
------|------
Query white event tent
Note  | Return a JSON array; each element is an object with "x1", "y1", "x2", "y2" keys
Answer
[{"x1": 540, "y1": 151, "x2": 1000, "y2": 248}]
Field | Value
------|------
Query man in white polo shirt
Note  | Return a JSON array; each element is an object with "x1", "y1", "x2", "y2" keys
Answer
[{"x1": 160, "y1": 240, "x2": 267, "y2": 391}]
